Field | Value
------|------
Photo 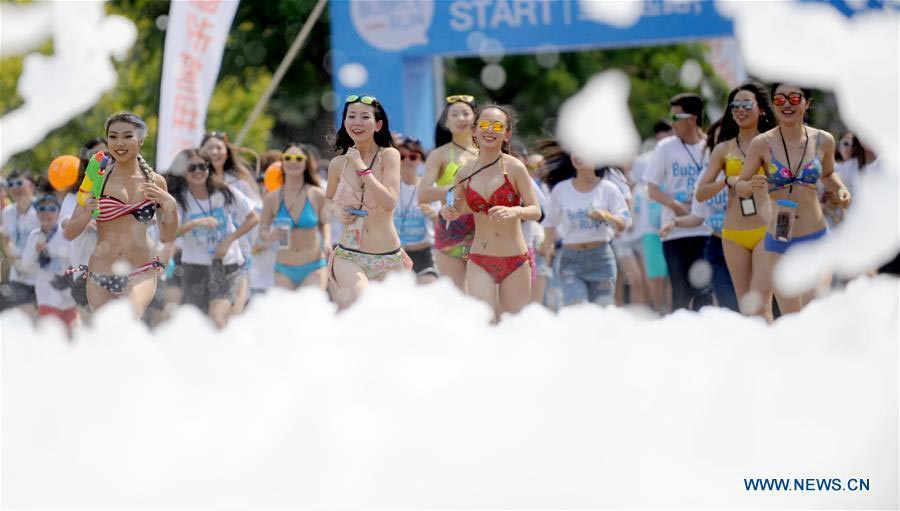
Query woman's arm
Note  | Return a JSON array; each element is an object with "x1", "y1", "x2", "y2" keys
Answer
[
  {"x1": 735, "y1": 136, "x2": 769, "y2": 198},
  {"x1": 359, "y1": 148, "x2": 400, "y2": 211},
  {"x1": 214, "y1": 211, "x2": 259, "y2": 259},
  {"x1": 696, "y1": 143, "x2": 729, "y2": 202},
  {"x1": 311, "y1": 187, "x2": 332, "y2": 251},
  {"x1": 144, "y1": 174, "x2": 178, "y2": 243},
  {"x1": 817, "y1": 131, "x2": 851, "y2": 207},
  {"x1": 63, "y1": 199, "x2": 96, "y2": 241},
  {"x1": 488, "y1": 157, "x2": 541, "y2": 222},
  {"x1": 418, "y1": 146, "x2": 450, "y2": 203},
  {"x1": 659, "y1": 214, "x2": 704, "y2": 237}
]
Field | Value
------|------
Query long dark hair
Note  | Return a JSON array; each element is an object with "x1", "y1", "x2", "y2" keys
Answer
[
  {"x1": 837, "y1": 132, "x2": 866, "y2": 167},
  {"x1": 166, "y1": 147, "x2": 234, "y2": 212},
  {"x1": 281, "y1": 142, "x2": 321, "y2": 187},
  {"x1": 200, "y1": 130, "x2": 255, "y2": 188},
  {"x1": 333, "y1": 95, "x2": 394, "y2": 154},
  {"x1": 716, "y1": 80, "x2": 776, "y2": 146},
  {"x1": 434, "y1": 96, "x2": 477, "y2": 147},
  {"x1": 535, "y1": 139, "x2": 577, "y2": 190},
  {"x1": 104, "y1": 111, "x2": 154, "y2": 182},
  {"x1": 474, "y1": 104, "x2": 517, "y2": 155}
]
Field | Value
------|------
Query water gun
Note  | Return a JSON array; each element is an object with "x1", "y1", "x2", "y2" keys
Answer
[{"x1": 76, "y1": 151, "x2": 110, "y2": 218}]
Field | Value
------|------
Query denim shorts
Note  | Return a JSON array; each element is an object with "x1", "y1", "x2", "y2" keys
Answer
[{"x1": 558, "y1": 243, "x2": 617, "y2": 306}]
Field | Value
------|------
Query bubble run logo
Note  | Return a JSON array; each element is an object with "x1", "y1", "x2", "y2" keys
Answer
[{"x1": 350, "y1": 0, "x2": 434, "y2": 52}]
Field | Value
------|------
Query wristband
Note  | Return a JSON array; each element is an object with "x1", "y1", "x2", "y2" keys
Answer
[{"x1": 356, "y1": 168, "x2": 373, "y2": 177}]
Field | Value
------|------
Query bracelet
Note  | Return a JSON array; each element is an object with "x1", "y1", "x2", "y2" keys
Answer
[{"x1": 356, "y1": 168, "x2": 373, "y2": 177}]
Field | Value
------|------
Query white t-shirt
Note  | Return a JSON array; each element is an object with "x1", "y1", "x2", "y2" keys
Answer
[
  {"x1": 225, "y1": 174, "x2": 263, "y2": 264},
  {"x1": 521, "y1": 179, "x2": 547, "y2": 249},
  {"x1": 59, "y1": 193, "x2": 97, "y2": 268},
  {"x1": 1, "y1": 203, "x2": 40, "y2": 285},
  {"x1": 21, "y1": 226, "x2": 75, "y2": 310},
  {"x1": 544, "y1": 179, "x2": 629, "y2": 244},
  {"x1": 690, "y1": 188, "x2": 729, "y2": 235},
  {"x1": 249, "y1": 242, "x2": 276, "y2": 291},
  {"x1": 393, "y1": 181, "x2": 436, "y2": 247},
  {"x1": 177, "y1": 186, "x2": 254, "y2": 266},
  {"x1": 643, "y1": 135, "x2": 712, "y2": 241}
]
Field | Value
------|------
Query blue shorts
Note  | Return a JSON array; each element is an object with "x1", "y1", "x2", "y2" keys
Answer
[
  {"x1": 764, "y1": 228, "x2": 828, "y2": 255},
  {"x1": 558, "y1": 243, "x2": 617, "y2": 306}
]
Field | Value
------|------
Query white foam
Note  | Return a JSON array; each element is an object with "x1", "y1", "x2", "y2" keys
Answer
[{"x1": 1, "y1": 275, "x2": 896, "y2": 507}]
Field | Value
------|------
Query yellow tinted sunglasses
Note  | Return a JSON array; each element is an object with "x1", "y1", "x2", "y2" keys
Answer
[
  {"x1": 446, "y1": 94, "x2": 474, "y2": 104},
  {"x1": 283, "y1": 154, "x2": 307, "y2": 162},
  {"x1": 345, "y1": 94, "x2": 376, "y2": 105},
  {"x1": 477, "y1": 119, "x2": 506, "y2": 133}
]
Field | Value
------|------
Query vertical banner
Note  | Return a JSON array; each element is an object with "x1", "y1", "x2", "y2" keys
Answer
[{"x1": 156, "y1": 0, "x2": 239, "y2": 171}]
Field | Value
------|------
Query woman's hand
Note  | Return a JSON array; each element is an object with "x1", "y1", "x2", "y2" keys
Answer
[
  {"x1": 419, "y1": 203, "x2": 438, "y2": 220},
  {"x1": 345, "y1": 147, "x2": 366, "y2": 171},
  {"x1": 837, "y1": 187, "x2": 852, "y2": 208},
  {"x1": 195, "y1": 217, "x2": 219, "y2": 230},
  {"x1": 140, "y1": 182, "x2": 177, "y2": 212},
  {"x1": 487, "y1": 205, "x2": 520, "y2": 222},
  {"x1": 441, "y1": 204, "x2": 461, "y2": 222},
  {"x1": 214, "y1": 237, "x2": 233, "y2": 259},
  {"x1": 337, "y1": 208, "x2": 356, "y2": 225},
  {"x1": 749, "y1": 174, "x2": 768, "y2": 192},
  {"x1": 589, "y1": 209, "x2": 612, "y2": 222},
  {"x1": 659, "y1": 219, "x2": 676, "y2": 238}
]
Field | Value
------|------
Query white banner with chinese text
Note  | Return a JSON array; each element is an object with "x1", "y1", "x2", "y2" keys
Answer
[{"x1": 156, "y1": 0, "x2": 239, "y2": 171}]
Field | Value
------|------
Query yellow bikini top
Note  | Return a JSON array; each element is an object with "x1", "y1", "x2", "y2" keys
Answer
[
  {"x1": 725, "y1": 140, "x2": 764, "y2": 177},
  {"x1": 436, "y1": 143, "x2": 474, "y2": 186}
]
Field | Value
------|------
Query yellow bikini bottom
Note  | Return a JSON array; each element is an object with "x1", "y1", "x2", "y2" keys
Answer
[{"x1": 721, "y1": 225, "x2": 768, "y2": 251}]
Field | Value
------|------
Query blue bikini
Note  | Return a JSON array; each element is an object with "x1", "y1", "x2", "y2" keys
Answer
[{"x1": 273, "y1": 190, "x2": 327, "y2": 286}]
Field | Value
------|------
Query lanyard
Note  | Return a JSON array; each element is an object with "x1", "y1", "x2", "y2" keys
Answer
[
  {"x1": 190, "y1": 190, "x2": 213, "y2": 218},
  {"x1": 447, "y1": 154, "x2": 503, "y2": 194},
  {"x1": 778, "y1": 126, "x2": 809, "y2": 176},
  {"x1": 680, "y1": 139, "x2": 706, "y2": 172},
  {"x1": 358, "y1": 149, "x2": 380, "y2": 210}
]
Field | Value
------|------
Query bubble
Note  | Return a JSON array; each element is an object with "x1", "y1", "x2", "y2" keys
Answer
[
  {"x1": 0, "y1": 284, "x2": 11, "y2": 298},
  {"x1": 478, "y1": 38, "x2": 505, "y2": 64},
  {"x1": 740, "y1": 290, "x2": 764, "y2": 316},
  {"x1": 480, "y1": 64, "x2": 507, "y2": 90},
  {"x1": 243, "y1": 41, "x2": 267, "y2": 66},
  {"x1": 659, "y1": 62, "x2": 679, "y2": 87},
  {"x1": 578, "y1": 0, "x2": 643, "y2": 28},
  {"x1": 338, "y1": 62, "x2": 369, "y2": 89},
  {"x1": 688, "y1": 259, "x2": 713, "y2": 289},
  {"x1": 112, "y1": 260, "x2": 132, "y2": 277},
  {"x1": 535, "y1": 44, "x2": 560, "y2": 69},
  {"x1": 155, "y1": 14, "x2": 168, "y2": 31},
  {"x1": 679, "y1": 59, "x2": 703, "y2": 89},
  {"x1": 320, "y1": 91, "x2": 340, "y2": 112},
  {"x1": 466, "y1": 31, "x2": 487, "y2": 53}
]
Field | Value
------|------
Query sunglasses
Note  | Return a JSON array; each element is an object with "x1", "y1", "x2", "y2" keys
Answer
[
  {"x1": 7, "y1": 179, "x2": 29, "y2": 188},
  {"x1": 401, "y1": 152, "x2": 421, "y2": 161},
  {"x1": 204, "y1": 130, "x2": 227, "y2": 140},
  {"x1": 36, "y1": 204, "x2": 59, "y2": 213},
  {"x1": 345, "y1": 94, "x2": 376, "y2": 105},
  {"x1": 772, "y1": 92, "x2": 804, "y2": 107},
  {"x1": 477, "y1": 119, "x2": 506, "y2": 133},
  {"x1": 447, "y1": 94, "x2": 474, "y2": 104},
  {"x1": 283, "y1": 154, "x2": 307, "y2": 162},
  {"x1": 669, "y1": 113, "x2": 695, "y2": 122},
  {"x1": 730, "y1": 99, "x2": 755, "y2": 111},
  {"x1": 186, "y1": 163, "x2": 209, "y2": 173}
]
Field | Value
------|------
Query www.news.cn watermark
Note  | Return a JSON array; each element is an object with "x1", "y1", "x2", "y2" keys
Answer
[{"x1": 744, "y1": 477, "x2": 870, "y2": 492}]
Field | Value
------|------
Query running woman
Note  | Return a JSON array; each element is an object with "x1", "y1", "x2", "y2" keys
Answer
[
  {"x1": 168, "y1": 148, "x2": 258, "y2": 328},
  {"x1": 538, "y1": 141, "x2": 630, "y2": 307},
  {"x1": 441, "y1": 104, "x2": 541, "y2": 320},
  {"x1": 736, "y1": 83, "x2": 850, "y2": 314},
  {"x1": 325, "y1": 94, "x2": 411, "y2": 309},
  {"x1": 419, "y1": 95, "x2": 479, "y2": 290},
  {"x1": 259, "y1": 143, "x2": 330, "y2": 291},
  {"x1": 64, "y1": 112, "x2": 177, "y2": 316},
  {"x1": 201, "y1": 131, "x2": 260, "y2": 315},
  {"x1": 695, "y1": 81, "x2": 776, "y2": 317}
]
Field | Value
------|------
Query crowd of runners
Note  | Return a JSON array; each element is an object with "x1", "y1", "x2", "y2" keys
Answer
[{"x1": 1, "y1": 81, "x2": 895, "y2": 333}]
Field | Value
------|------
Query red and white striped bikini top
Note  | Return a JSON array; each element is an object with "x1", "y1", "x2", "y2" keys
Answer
[
  {"x1": 96, "y1": 164, "x2": 158, "y2": 223},
  {"x1": 97, "y1": 195, "x2": 157, "y2": 223}
]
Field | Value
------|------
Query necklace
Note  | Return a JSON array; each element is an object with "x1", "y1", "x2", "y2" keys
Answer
[{"x1": 452, "y1": 141, "x2": 477, "y2": 156}]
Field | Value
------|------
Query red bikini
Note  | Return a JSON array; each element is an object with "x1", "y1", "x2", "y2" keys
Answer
[{"x1": 464, "y1": 162, "x2": 530, "y2": 284}]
